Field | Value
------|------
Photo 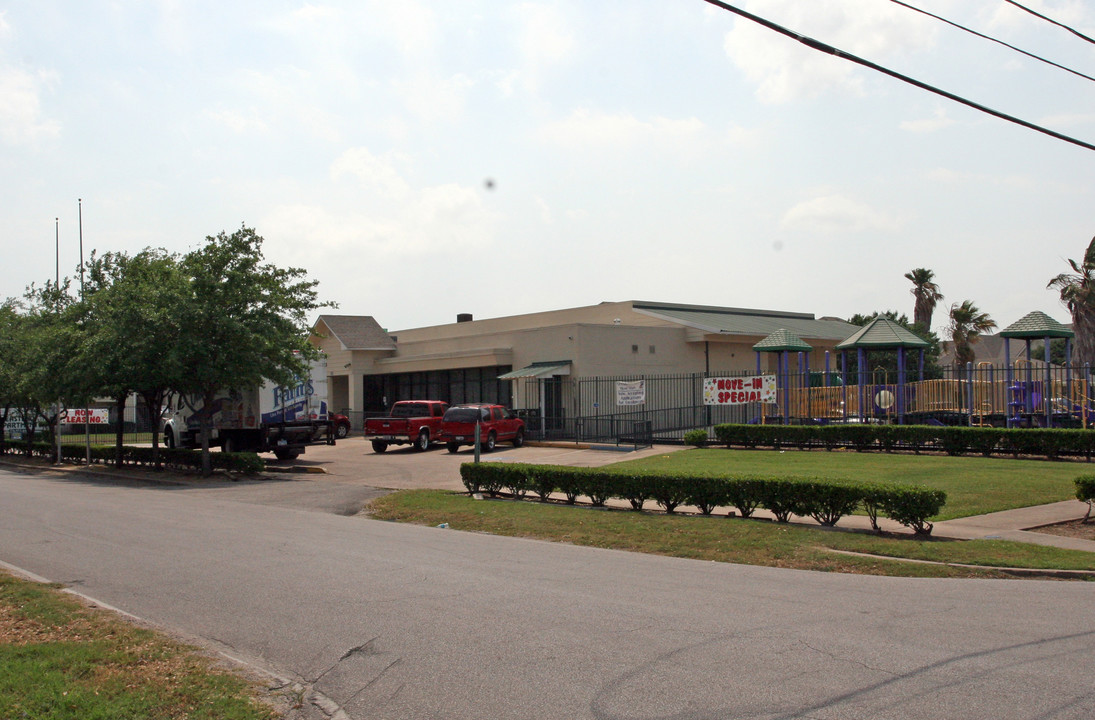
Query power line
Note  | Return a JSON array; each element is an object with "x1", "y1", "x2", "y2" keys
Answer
[
  {"x1": 1003, "y1": 0, "x2": 1095, "y2": 46},
  {"x1": 701, "y1": 0, "x2": 1095, "y2": 152},
  {"x1": 891, "y1": 0, "x2": 1095, "y2": 84}
]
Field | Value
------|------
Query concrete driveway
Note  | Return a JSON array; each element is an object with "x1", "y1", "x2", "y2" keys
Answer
[{"x1": 278, "y1": 435, "x2": 683, "y2": 492}]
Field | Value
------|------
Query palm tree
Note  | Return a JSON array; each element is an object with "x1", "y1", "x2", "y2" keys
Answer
[
  {"x1": 905, "y1": 268, "x2": 943, "y2": 334},
  {"x1": 1048, "y1": 235, "x2": 1095, "y2": 367},
  {"x1": 948, "y1": 300, "x2": 996, "y2": 368}
]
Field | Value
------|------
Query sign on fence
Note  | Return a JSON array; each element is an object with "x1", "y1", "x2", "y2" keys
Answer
[
  {"x1": 615, "y1": 380, "x2": 646, "y2": 406},
  {"x1": 61, "y1": 408, "x2": 110, "y2": 425},
  {"x1": 703, "y1": 375, "x2": 776, "y2": 405}
]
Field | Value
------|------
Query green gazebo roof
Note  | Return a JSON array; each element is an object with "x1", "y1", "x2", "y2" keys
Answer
[
  {"x1": 753, "y1": 329, "x2": 813, "y2": 353},
  {"x1": 999, "y1": 311, "x2": 1074, "y2": 339},
  {"x1": 835, "y1": 317, "x2": 930, "y2": 350}
]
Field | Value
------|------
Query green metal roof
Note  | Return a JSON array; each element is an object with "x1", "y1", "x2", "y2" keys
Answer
[
  {"x1": 632, "y1": 302, "x2": 858, "y2": 341},
  {"x1": 835, "y1": 318, "x2": 930, "y2": 350},
  {"x1": 753, "y1": 329, "x2": 813, "y2": 353},
  {"x1": 999, "y1": 311, "x2": 1074, "y2": 339}
]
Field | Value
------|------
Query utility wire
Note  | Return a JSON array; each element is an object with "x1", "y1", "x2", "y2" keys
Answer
[
  {"x1": 701, "y1": 0, "x2": 1095, "y2": 152},
  {"x1": 1003, "y1": 0, "x2": 1095, "y2": 46},
  {"x1": 891, "y1": 0, "x2": 1095, "y2": 84}
]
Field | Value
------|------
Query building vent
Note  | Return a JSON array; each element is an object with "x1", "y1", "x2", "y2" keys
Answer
[{"x1": 457, "y1": 313, "x2": 473, "y2": 323}]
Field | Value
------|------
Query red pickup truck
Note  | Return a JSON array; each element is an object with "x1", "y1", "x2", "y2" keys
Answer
[
  {"x1": 364, "y1": 400, "x2": 449, "y2": 453},
  {"x1": 441, "y1": 403, "x2": 525, "y2": 453}
]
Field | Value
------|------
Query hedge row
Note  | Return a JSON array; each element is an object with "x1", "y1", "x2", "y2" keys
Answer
[
  {"x1": 460, "y1": 463, "x2": 946, "y2": 535},
  {"x1": 713, "y1": 423, "x2": 1095, "y2": 460},
  {"x1": 0, "y1": 440, "x2": 265, "y2": 474}
]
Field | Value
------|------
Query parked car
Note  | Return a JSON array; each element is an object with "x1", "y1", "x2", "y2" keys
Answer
[
  {"x1": 440, "y1": 403, "x2": 525, "y2": 453},
  {"x1": 364, "y1": 400, "x2": 450, "y2": 453},
  {"x1": 331, "y1": 413, "x2": 351, "y2": 439}
]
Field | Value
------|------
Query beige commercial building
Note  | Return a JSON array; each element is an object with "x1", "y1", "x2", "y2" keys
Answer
[{"x1": 311, "y1": 301, "x2": 857, "y2": 433}]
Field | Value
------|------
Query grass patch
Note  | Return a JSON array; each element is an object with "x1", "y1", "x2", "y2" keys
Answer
[
  {"x1": 612, "y1": 448, "x2": 1081, "y2": 520},
  {"x1": 0, "y1": 571, "x2": 280, "y2": 720},
  {"x1": 369, "y1": 489, "x2": 1095, "y2": 579}
]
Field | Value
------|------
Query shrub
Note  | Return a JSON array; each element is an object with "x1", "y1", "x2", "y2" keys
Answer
[
  {"x1": 648, "y1": 474, "x2": 690, "y2": 514},
  {"x1": 683, "y1": 429, "x2": 708, "y2": 448},
  {"x1": 723, "y1": 477, "x2": 764, "y2": 518},
  {"x1": 790, "y1": 479, "x2": 863, "y2": 527},
  {"x1": 758, "y1": 478, "x2": 798, "y2": 523},
  {"x1": 1076, "y1": 475, "x2": 1095, "y2": 523},
  {"x1": 684, "y1": 476, "x2": 729, "y2": 516},
  {"x1": 880, "y1": 486, "x2": 946, "y2": 535}
]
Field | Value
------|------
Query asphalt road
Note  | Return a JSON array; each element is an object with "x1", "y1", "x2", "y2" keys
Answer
[{"x1": 2, "y1": 465, "x2": 1095, "y2": 719}]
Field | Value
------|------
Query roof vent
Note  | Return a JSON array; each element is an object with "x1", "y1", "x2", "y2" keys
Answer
[{"x1": 457, "y1": 313, "x2": 473, "y2": 323}]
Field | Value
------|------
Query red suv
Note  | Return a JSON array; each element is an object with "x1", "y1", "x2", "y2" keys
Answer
[{"x1": 441, "y1": 404, "x2": 525, "y2": 453}]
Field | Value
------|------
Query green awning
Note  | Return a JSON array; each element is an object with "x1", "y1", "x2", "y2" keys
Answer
[{"x1": 497, "y1": 361, "x2": 571, "y2": 380}]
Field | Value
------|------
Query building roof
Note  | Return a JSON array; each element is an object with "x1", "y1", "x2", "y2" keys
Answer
[
  {"x1": 631, "y1": 301, "x2": 858, "y2": 340},
  {"x1": 835, "y1": 318, "x2": 930, "y2": 350},
  {"x1": 313, "y1": 315, "x2": 396, "y2": 351},
  {"x1": 753, "y1": 329, "x2": 813, "y2": 353},
  {"x1": 999, "y1": 311, "x2": 1074, "y2": 339}
]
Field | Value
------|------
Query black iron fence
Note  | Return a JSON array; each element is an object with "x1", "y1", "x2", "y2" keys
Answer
[{"x1": 513, "y1": 362, "x2": 1095, "y2": 444}]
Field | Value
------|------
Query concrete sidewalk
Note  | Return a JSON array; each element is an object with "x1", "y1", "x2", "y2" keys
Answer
[{"x1": 932, "y1": 499, "x2": 1095, "y2": 552}]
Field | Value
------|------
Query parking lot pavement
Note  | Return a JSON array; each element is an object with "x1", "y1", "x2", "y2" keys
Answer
[{"x1": 281, "y1": 436, "x2": 684, "y2": 492}]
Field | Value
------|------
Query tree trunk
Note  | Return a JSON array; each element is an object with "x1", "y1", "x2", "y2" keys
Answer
[
  {"x1": 199, "y1": 390, "x2": 215, "y2": 477},
  {"x1": 1072, "y1": 305, "x2": 1095, "y2": 369},
  {"x1": 114, "y1": 393, "x2": 127, "y2": 469},
  {"x1": 140, "y1": 389, "x2": 165, "y2": 471}
]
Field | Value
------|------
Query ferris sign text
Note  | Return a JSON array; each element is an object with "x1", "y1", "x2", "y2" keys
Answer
[{"x1": 703, "y1": 375, "x2": 776, "y2": 405}]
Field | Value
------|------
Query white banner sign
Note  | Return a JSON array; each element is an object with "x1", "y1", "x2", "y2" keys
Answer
[
  {"x1": 616, "y1": 380, "x2": 646, "y2": 406},
  {"x1": 703, "y1": 375, "x2": 777, "y2": 405},
  {"x1": 62, "y1": 408, "x2": 110, "y2": 425}
]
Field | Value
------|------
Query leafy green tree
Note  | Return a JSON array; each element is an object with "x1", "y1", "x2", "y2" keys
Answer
[
  {"x1": 904, "y1": 268, "x2": 944, "y2": 334},
  {"x1": 13, "y1": 281, "x2": 88, "y2": 457},
  {"x1": 1048, "y1": 235, "x2": 1095, "y2": 367},
  {"x1": 1031, "y1": 338, "x2": 1068, "y2": 365},
  {"x1": 80, "y1": 249, "x2": 187, "y2": 468},
  {"x1": 0, "y1": 299, "x2": 23, "y2": 452},
  {"x1": 171, "y1": 225, "x2": 330, "y2": 475},
  {"x1": 948, "y1": 300, "x2": 996, "y2": 369}
]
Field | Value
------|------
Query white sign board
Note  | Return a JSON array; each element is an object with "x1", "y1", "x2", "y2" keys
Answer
[
  {"x1": 616, "y1": 380, "x2": 646, "y2": 406},
  {"x1": 703, "y1": 375, "x2": 777, "y2": 405},
  {"x1": 62, "y1": 408, "x2": 110, "y2": 425}
]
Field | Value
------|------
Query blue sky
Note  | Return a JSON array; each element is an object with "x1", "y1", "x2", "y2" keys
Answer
[{"x1": 2, "y1": 0, "x2": 1093, "y2": 337}]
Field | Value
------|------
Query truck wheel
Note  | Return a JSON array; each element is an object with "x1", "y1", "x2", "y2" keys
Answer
[
  {"x1": 273, "y1": 449, "x2": 300, "y2": 461},
  {"x1": 512, "y1": 429, "x2": 525, "y2": 448},
  {"x1": 222, "y1": 436, "x2": 236, "y2": 454},
  {"x1": 484, "y1": 432, "x2": 496, "y2": 452},
  {"x1": 335, "y1": 423, "x2": 350, "y2": 439},
  {"x1": 446, "y1": 442, "x2": 460, "y2": 454},
  {"x1": 371, "y1": 440, "x2": 388, "y2": 454},
  {"x1": 414, "y1": 430, "x2": 430, "y2": 452}
]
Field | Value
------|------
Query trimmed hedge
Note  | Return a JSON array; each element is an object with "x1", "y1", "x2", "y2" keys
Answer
[
  {"x1": 1076, "y1": 475, "x2": 1095, "y2": 523},
  {"x1": 713, "y1": 423, "x2": 1095, "y2": 461},
  {"x1": 1, "y1": 440, "x2": 264, "y2": 474},
  {"x1": 460, "y1": 463, "x2": 946, "y2": 535}
]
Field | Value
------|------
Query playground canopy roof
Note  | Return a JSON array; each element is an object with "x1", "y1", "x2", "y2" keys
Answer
[
  {"x1": 752, "y1": 329, "x2": 813, "y2": 353},
  {"x1": 835, "y1": 317, "x2": 930, "y2": 350},
  {"x1": 999, "y1": 311, "x2": 1074, "y2": 339}
]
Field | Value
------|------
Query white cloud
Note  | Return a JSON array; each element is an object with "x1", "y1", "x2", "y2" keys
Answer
[
  {"x1": 330, "y1": 147, "x2": 411, "y2": 200},
  {"x1": 0, "y1": 65, "x2": 60, "y2": 146},
  {"x1": 506, "y1": 2, "x2": 576, "y2": 95},
  {"x1": 900, "y1": 108, "x2": 955, "y2": 134},
  {"x1": 722, "y1": 0, "x2": 936, "y2": 103},
  {"x1": 780, "y1": 194, "x2": 901, "y2": 233},
  {"x1": 539, "y1": 109, "x2": 706, "y2": 149},
  {"x1": 205, "y1": 108, "x2": 268, "y2": 135},
  {"x1": 1038, "y1": 112, "x2": 1095, "y2": 129}
]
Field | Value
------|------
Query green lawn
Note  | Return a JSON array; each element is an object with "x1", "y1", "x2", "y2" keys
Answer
[
  {"x1": 369, "y1": 489, "x2": 1095, "y2": 578},
  {"x1": 0, "y1": 571, "x2": 281, "y2": 720},
  {"x1": 612, "y1": 448, "x2": 1083, "y2": 520}
]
